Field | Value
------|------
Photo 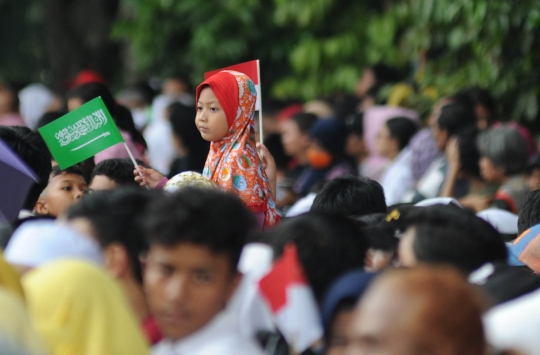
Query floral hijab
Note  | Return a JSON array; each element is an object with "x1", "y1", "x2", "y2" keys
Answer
[{"x1": 196, "y1": 70, "x2": 279, "y2": 228}]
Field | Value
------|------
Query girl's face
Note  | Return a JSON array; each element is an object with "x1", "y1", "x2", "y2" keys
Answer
[
  {"x1": 375, "y1": 124, "x2": 395, "y2": 157},
  {"x1": 196, "y1": 87, "x2": 229, "y2": 141}
]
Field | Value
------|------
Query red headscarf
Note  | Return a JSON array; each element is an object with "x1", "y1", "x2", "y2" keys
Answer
[{"x1": 196, "y1": 70, "x2": 279, "y2": 229}]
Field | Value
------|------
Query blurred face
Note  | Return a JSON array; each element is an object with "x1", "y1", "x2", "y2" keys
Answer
[
  {"x1": 479, "y1": 156, "x2": 506, "y2": 183},
  {"x1": 346, "y1": 134, "x2": 367, "y2": 160},
  {"x1": 196, "y1": 87, "x2": 229, "y2": 142},
  {"x1": 375, "y1": 125, "x2": 398, "y2": 158},
  {"x1": 345, "y1": 283, "x2": 425, "y2": 355},
  {"x1": 529, "y1": 168, "x2": 540, "y2": 191},
  {"x1": 327, "y1": 309, "x2": 355, "y2": 355},
  {"x1": 89, "y1": 175, "x2": 116, "y2": 191},
  {"x1": 144, "y1": 243, "x2": 240, "y2": 340},
  {"x1": 398, "y1": 228, "x2": 417, "y2": 268},
  {"x1": 429, "y1": 99, "x2": 452, "y2": 151},
  {"x1": 281, "y1": 120, "x2": 308, "y2": 158},
  {"x1": 67, "y1": 97, "x2": 85, "y2": 111},
  {"x1": 35, "y1": 173, "x2": 87, "y2": 217}
]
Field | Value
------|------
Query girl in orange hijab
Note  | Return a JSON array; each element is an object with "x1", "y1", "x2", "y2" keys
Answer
[
  {"x1": 135, "y1": 71, "x2": 279, "y2": 229},
  {"x1": 195, "y1": 70, "x2": 279, "y2": 228}
]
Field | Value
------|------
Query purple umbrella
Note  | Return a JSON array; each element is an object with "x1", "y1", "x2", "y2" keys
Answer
[{"x1": 0, "y1": 138, "x2": 36, "y2": 223}]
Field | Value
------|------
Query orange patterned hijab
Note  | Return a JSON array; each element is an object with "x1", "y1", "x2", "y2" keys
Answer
[{"x1": 196, "y1": 70, "x2": 279, "y2": 228}]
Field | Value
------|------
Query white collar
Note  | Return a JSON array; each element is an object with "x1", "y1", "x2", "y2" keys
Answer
[{"x1": 155, "y1": 308, "x2": 238, "y2": 354}]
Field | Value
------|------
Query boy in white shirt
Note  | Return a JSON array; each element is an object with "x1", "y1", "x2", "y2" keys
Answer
[{"x1": 143, "y1": 187, "x2": 265, "y2": 355}]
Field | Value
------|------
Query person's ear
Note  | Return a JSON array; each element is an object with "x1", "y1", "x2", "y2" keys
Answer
[
  {"x1": 33, "y1": 198, "x2": 49, "y2": 215},
  {"x1": 103, "y1": 243, "x2": 129, "y2": 279}
]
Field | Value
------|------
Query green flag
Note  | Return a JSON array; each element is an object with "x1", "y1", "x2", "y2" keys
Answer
[{"x1": 38, "y1": 97, "x2": 124, "y2": 169}]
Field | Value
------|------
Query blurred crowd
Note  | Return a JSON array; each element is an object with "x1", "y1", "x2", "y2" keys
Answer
[{"x1": 1, "y1": 63, "x2": 540, "y2": 355}]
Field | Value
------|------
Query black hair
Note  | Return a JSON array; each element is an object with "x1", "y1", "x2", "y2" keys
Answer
[
  {"x1": 263, "y1": 133, "x2": 290, "y2": 172},
  {"x1": 437, "y1": 102, "x2": 476, "y2": 136},
  {"x1": 402, "y1": 205, "x2": 507, "y2": 273},
  {"x1": 114, "y1": 105, "x2": 147, "y2": 151},
  {"x1": 66, "y1": 83, "x2": 116, "y2": 116},
  {"x1": 311, "y1": 177, "x2": 387, "y2": 217},
  {"x1": 50, "y1": 165, "x2": 85, "y2": 182},
  {"x1": 90, "y1": 158, "x2": 143, "y2": 187},
  {"x1": 528, "y1": 154, "x2": 540, "y2": 173},
  {"x1": 0, "y1": 126, "x2": 52, "y2": 211},
  {"x1": 261, "y1": 212, "x2": 368, "y2": 301},
  {"x1": 518, "y1": 190, "x2": 540, "y2": 235},
  {"x1": 347, "y1": 112, "x2": 364, "y2": 137},
  {"x1": 369, "y1": 63, "x2": 403, "y2": 86},
  {"x1": 35, "y1": 111, "x2": 67, "y2": 130},
  {"x1": 0, "y1": 81, "x2": 20, "y2": 112},
  {"x1": 385, "y1": 117, "x2": 418, "y2": 150},
  {"x1": 66, "y1": 189, "x2": 160, "y2": 283},
  {"x1": 144, "y1": 188, "x2": 256, "y2": 272},
  {"x1": 456, "y1": 126, "x2": 481, "y2": 178},
  {"x1": 168, "y1": 102, "x2": 210, "y2": 173},
  {"x1": 290, "y1": 112, "x2": 319, "y2": 134},
  {"x1": 452, "y1": 87, "x2": 497, "y2": 123},
  {"x1": 351, "y1": 214, "x2": 399, "y2": 252}
]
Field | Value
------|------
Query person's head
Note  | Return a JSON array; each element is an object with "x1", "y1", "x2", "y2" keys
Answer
[
  {"x1": 322, "y1": 270, "x2": 376, "y2": 355},
  {"x1": 280, "y1": 112, "x2": 318, "y2": 160},
  {"x1": 311, "y1": 177, "x2": 387, "y2": 218},
  {"x1": 478, "y1": 127, "x2": 529, "y2": 183},
  {"x1": 66, "y1": 82, "x2": 116, "y2": 115},
  {"x1": 143, "y1": 188, "x2": 255, "y2": 340},
  {"x1": 0, "y1": 82, "x2": 20, "y2": 114},
  {"x1": 452, "y1": 87, "x2": 497, "y2": 130},
  {"x1": 66, "y1": 189, "x2": 159, "y2": 284},
  {"x1": 397, "y1": 205, "x2": 507, "y2": 273},
  {"x1": 261, "y1": 212, "x2": 368, "y2": 302},
  {"x1": 35, "y1": 111, "x2": 66, "y2": 130},
  {"x1": 452, "y1": 125, "x2": 482, "y2": 179},
  {"x1": 346, "y1": 113, "x2": 367, "y2": 160},
  {"x1": 0, "y1": 126, "x2": 52, "y2": 212},
  {"x1": 89, "y1": 158, "x2": 143, "y2": 191},
  {"x1": 431, "y1": 102, "x2": 476, "y2": 151},
  {"x1": 34, "y1": 165, "x2": 87, "y2": 217},
  {"x1": 355, "y1": 64, "x2": 401, "y2": 99},
  {"x1": 518, "y1": 190, "x2": 540, "y2": 235},
  {"x1": 528, "y1": 154, "x2": 540, "y2": 191},
  {"x1": 307, "y1": 119, "x2": 349, "y2": 169},
  {"x1": 162, "y1": 76, "x2": 191, "y2": 96},
  {"x1": 168, "y1": 102, "x2": 210, "y2": 172},
  {"x1": 346, "y1": 266, "x2": 486, "y2": 355},
  {"x1": 375, "y1": 117, "x2": 418, "y2": 158},
  {"x1": 195, "y1": 71, "x2": 255, "y2": 142}
]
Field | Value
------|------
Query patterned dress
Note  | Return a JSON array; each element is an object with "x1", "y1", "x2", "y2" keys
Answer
[{"x1": 196, "y1": 70, "x2": 279, "y2": 228}]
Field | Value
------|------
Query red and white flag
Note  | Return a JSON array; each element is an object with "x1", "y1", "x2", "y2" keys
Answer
[
  {"x1": 258, "y1": 243, "x2": 323, "y2": 353},
  {"x1": 204, "y1": 60, "x2": 261, "y2": 111}
]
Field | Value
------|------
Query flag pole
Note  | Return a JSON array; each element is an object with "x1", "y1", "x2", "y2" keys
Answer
[
  {"x1": 257, "y1": 60, "x2": 264, "y2": 145},
  {"x1": 123, "y1": 142, "x2": 149, "y2": 189}
]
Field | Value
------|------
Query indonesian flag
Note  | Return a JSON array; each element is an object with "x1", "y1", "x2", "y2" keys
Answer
[
  {"x1": 258, "y1": 243, "x2": 323, "y2": 353},
  {"x1": 205, "y1": 60, "x2": 261, "y2": 111}
]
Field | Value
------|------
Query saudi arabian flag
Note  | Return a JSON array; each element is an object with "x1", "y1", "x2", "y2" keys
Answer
[{"x1": 38, "y1": 97, "x2": 124, "y2": 169}]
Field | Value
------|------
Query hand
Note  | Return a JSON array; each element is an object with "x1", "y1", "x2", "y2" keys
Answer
[
  {"x1": 445, "y1": 137, "x2": 460, "y2": 169},
  {"x1": 134, "y1": 165, "x2": 164, "y2": 188},
  {"x1": 256, "y1": 142, "x2": 277, "y2": 196}
]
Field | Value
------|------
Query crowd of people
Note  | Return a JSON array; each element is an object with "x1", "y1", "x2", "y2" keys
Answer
[{"x1": 1, "y1": 62, "x2": 540, "y2": 355}]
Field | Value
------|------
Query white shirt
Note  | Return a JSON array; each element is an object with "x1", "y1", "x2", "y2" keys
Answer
[
  {"x1": 152, "y1": 309, "x2": 265, "y2": 355},
  {"x1": 484, "y1": 288, "x2": 540, "y2": 355},
  {"x1": 380, "y1": 148, "x2": 414, "y2": 206}
]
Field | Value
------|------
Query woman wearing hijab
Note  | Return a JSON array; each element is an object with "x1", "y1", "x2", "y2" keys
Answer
[{"x1": 22, "y1": 259, "x2": 149, "y2": 355}]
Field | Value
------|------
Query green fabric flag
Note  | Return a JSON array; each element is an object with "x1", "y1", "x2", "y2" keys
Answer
[{"x1": 38, "y1": 97, "x2": 124, "y2": 169}]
